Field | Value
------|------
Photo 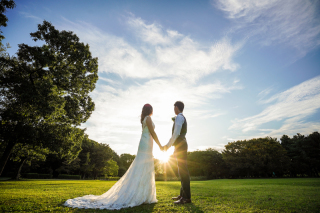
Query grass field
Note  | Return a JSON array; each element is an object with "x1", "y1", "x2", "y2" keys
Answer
[{"x1": 0, "y1": 178, "x2": 319, "y2": 212}]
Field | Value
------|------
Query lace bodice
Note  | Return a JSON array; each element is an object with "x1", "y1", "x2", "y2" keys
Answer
[{"x1": 142, "y1": 115, "x2": 155, "y2": 133}]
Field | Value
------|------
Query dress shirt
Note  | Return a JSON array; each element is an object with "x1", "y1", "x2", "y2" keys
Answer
[{"x1": 166, "y1": 113, "x2": 184, "y2": 148}]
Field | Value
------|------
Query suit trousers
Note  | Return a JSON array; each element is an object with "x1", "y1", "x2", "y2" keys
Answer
[{"x1": 174, "y1": 139, "x2": 191, "y2": 199}]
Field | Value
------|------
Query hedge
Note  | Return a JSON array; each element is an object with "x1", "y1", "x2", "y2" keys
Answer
[
  {"x1": 38, "y1": 174, "x2": 52, "y2": 179},
  {"x1": 155, "y1": 176, "x2": 208, "y2": 181},
  {"x1": 22, "y1": 173, "x2": 52, "y2": 179},
  {"x1": 106, "y1": 177, "x2": 120, "y2": 181},
  {"x1": 58, "y1": 174, "x2": 81, "y2": 180}
]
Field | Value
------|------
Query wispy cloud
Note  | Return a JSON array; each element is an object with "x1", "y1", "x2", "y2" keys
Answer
[
  {"x1": 230, "y1": 75, "x2": 320, "y2": 136},
  {"x1": 127, "y1": 17, "x2": 183, "y2": 45},
  {"x1": 213, "y1": 0, "x2": 320, "y2": 56},
  {"x1": 62, "y1": 16, "x2": 242, "y2": 82},
  {"x1": 257, "y1": 85, "x2": 274, "y2": 102},
  {"x1": 20, "y1": 12, "x2": 42, "y2": 22},
  {"x1": 57, "y1": 16, "x2": 242, "y2": 154}
]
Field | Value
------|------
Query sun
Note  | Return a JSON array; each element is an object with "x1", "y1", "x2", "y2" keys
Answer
[
  {"x1": 154, "y1": 147, "x2": 173, "y2": 163},
  {"x1": 158, "y1": 152, "x2": 170, "y2": 163}
]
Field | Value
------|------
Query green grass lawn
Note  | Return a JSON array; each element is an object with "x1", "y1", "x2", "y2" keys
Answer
[{"x1": 0, "y1": 178, "x2": 319, "y2": 212}]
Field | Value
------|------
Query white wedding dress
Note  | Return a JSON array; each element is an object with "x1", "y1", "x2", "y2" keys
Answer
[{"x1": 64, "y1": 116, "x2": 157, "y2": 210}]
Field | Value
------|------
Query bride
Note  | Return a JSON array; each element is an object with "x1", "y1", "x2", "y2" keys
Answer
[{"x1": 64, "y1": 104, "x2": 163, "y2": 210}]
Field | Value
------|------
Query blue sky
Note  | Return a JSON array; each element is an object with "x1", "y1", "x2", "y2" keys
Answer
[{"x1": 3, "y1": 0, "x2": 320, "y2": 158}]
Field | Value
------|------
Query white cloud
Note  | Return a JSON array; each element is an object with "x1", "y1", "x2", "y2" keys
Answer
[
  {"x1": 213, "y1": 0, "x2": 320, "y2": 56},
  {"x1": 258, "y1": 86, "x2": 273, "y2": 98},
  {"x1": 127, "y1": 17, "x2": 183, "y2": 45},
  {"x1": 83, "y1": 78, "x2": 239, "y2": 154},
  {"x1": 20, "y1": 12, "x2": 43, "y2": 22},
  {"x1": 230, "y1": 75, "x2": 320, "y2": 136},
  {"x1": 57, "y1": 16, "x2": 242, "y2": 154},
  {"x1": 258, "y1": 86, "x2": 274, "y2": 102},
  {"x1": 61, "y1": 16, "x2": 242, "y2": 82}
]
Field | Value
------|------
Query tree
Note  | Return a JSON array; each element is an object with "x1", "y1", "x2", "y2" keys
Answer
[
  {"x1": 76, "y1": 138, "x2": 113, "y2": 179},
  {"x1": 187, "y1": 148, "x2": 226, "y2": 179},
  {"x1": 281, "y1": 132, "x2": 320, "y2": 177},
  {"x1": 90, "y1": 143, "x2": 113, "y2": 179},
  {"x1": 223, "y1": 137, "x2": 290, "y2": 178},
  {"x1": 105, "y1": 159, "x2": 119, "y2": 177},
  {"x1": 119, "y1": 153, "x2": 135, "y2": 171},
  {"x1": 0, "y1": 20, "x2": 98, "y2": 176},
  {"x1": 0, "y1": 0, "x2": 15, "y2": 45},
  {"x1": 10, "y1": 143, "x2": 50, "y2": 179},
  {"x1": 305, "y1": 132, "x2": 320, "y2": 177}
]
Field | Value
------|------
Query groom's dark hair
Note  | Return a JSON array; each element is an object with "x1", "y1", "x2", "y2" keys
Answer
[{"x1": 174, "y1": 101, "x2": 184, "y2": 112}]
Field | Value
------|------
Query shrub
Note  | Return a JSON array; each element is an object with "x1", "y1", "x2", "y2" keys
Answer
[
  {"x1": 155, "y1": 176, "x2": 208, "y2": 181},
  {"x1": 106, "y1": 177, "x2": 120, "y2": 181},
  {"x1": 22, "y1": 173, "x2": 53, "y2": 179},
  {"x1": 58, "y1": 174, "x2": 81, "y2": 180},
  {"x1": 155, "y1": 175, "x2": 180, "y2": 181},
  {"x1": 190, "y1": 176, "x2": 207, "y2": 181},
  {"x1": 24, "y1": 173, "x2": 39, "y2": 179},
  {"x1": 38, "y1": 174, "x2": 52, "y2": 179}
]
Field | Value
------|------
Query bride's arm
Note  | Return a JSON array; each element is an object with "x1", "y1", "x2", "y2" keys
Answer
[{"x1": 146, "y1": 116, "x2": 162, "y2": 149}]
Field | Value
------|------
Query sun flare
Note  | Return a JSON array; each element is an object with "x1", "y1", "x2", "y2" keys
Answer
[{"x1": 154, "y1": 148, "x2": 173, "y2": 163}]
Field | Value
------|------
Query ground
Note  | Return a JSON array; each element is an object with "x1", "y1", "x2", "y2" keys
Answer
[{"x1": 0, "y1": 178, "x2": 319, "y2": 212}]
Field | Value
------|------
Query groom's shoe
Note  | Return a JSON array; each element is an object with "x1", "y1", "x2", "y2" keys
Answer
[
  {"x1": 174, "y1": 197, "x2": 191, "y2": 204},
  {"x1": 171, "y1": 195, "x2": 182, "y2": 201}
]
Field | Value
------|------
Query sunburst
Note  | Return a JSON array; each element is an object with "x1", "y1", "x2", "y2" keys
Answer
[{"x1": 154, "y1": 147, "x2": 173, "y2": 163}]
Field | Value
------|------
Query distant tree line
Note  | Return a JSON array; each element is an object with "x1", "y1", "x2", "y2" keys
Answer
[
  {"x1": 2, "y1": 132, "x2": 319, "y2": 180},
  {"x1": 191, "y1": 132, "x2": 319, "y2": 179},
  {"x1": 155, "y1": 132, "x2": 319, "y2": 179}
]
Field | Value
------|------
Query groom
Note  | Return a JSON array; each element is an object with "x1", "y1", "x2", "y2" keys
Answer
[{"x1": 163, "y1": 101, "x2": 191, "y2": 204}]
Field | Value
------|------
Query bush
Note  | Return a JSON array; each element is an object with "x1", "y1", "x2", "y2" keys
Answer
[
  {"x1": 155, "y1": 175, "x2": 180, "y2": 181},
  {"x1": 190, "y1": 176, "x2": 207, "y2": 181},
  {"x1": 58, "y1": 174, "x2": 81, "y2": 180},
  {"x1": 22, "y1": 173, "x2": 52, "y2": 179},
  {"x1": 24, "y1": 173, "x2": 39, "y2": 179},
  {"x1": 38, "y1": 174, "x2": 52, "y2": 179},
  {"x1": 155, "y1": 176, "x2": 208, "y2": 181},
  {"x1": 106, "y1": 177, "x2": 120, "y2": 181}
]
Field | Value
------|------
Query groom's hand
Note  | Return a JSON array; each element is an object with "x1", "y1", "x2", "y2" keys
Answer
[{"x1": 163, "y1": 145, "x2": 168, "y2": 151}]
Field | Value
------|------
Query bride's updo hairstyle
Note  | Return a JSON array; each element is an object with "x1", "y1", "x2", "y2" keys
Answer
[{"x1": 141, "y1": 104, "x2": 153, "y2": 124}]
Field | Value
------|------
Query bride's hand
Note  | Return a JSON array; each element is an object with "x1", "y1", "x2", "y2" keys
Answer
[{"x1": 160, "y1": 145, "x2": 164, "y2": 151}]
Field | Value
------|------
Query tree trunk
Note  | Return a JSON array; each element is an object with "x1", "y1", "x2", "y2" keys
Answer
[
  {"x1": 14, "y1": 158, "x2": 27, "y2": 180},
  {"x1": 0, "y1": 142, "x2": 16, "y2": 177}
]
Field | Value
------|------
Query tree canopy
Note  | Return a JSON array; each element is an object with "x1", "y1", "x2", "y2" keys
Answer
[
  {"x1": 0, "y1": 20, "x2": 98, "y2": 176},
  {"x1": 0, "y1": 0, "x2": 15, "y2": 44}
]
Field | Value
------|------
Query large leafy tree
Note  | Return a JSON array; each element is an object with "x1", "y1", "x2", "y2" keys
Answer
[{"x1": 0, "y1": 20, "x2": 98, "y2": 176}]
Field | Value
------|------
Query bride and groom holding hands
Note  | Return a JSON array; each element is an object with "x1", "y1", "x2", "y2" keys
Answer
[{"x1": 64, "y1": 101, "x2": 191, "y2": 210}]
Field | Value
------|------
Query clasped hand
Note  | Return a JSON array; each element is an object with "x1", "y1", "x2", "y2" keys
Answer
[{"x1": 160, "y1": 145, "x2": 168, "y2": 152}]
